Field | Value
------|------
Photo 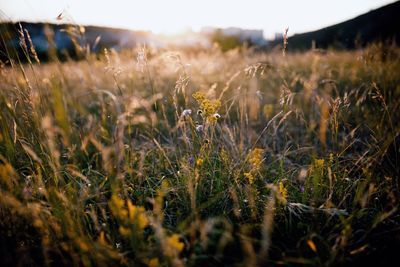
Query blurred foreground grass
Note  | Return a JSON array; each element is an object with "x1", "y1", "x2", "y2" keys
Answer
[{"x1": 0, "y1": 41, "x2": 399, "y2": 266}]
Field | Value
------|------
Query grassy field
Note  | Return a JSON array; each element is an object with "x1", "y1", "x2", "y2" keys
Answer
[{"x1": 0, "y1": 40, "x2": 399, "y2": 266}]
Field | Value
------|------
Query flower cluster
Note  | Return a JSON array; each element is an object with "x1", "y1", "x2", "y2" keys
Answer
[
  {"x1": 127, "y1": 201, "x2": 148, "y2": 230},
  {"x1": 166, "y1": 234, "x2": 184, "y2": 253},
  {"x1": 247, "y1": 148, "x2": 264, "y2": 171},
  {"x1": 193, "y1": 91, "x2": 221, "y2": 123},
  {"x1": 243, "y1": 148, "x2": 264, "y2": 184},
  {"x1": 244, "y1": 172, "x2": 255, "y2": 184},
  {"x1": 109, "y1": 194, "x2": 149, "y2": 236}
]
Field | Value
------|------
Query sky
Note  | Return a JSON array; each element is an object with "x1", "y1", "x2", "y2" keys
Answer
[{"x1": 0, "y1": 0, "x2": 396, "y2": 38}]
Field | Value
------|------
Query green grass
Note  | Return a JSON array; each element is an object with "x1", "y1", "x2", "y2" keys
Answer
[{"x1": 0, "y1": 41, "x2": 399, "y2": 266}]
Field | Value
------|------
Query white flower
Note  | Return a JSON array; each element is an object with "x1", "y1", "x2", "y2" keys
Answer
[
  {"x1": 181, "y1": 109, "x2": 192, "y2": 117},
  {"x1": 213, "y1": 113, "x2": 221, "y2": 119},
  {"x1": 196, "y1": 125, "x2": 204, "y2": 132}
]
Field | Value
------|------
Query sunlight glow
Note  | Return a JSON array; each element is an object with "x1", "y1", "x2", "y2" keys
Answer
[{"x1": 0, "y1": 0, "x2": 396, "y2": 37}]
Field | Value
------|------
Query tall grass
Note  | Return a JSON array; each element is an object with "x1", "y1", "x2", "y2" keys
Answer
[{"x1": 0, "y1": 27, "x2": 399, "y2": 266}]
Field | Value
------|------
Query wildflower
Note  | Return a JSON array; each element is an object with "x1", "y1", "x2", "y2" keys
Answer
[
  {"x1": 127, "y1": 200, "x2": 149, "y2": 230},
  {"x1": 167, "y1": 234, "x2": 184, "y2": 252},
  {"x1": 315, "y1": 159, "x2": 324, "y2": 168},
  {"x1": 146, "y1": 258, "x2": 160, "y2": 267},
  {"x1": 78, "y1": 239, "x2": 89, "y2": 252},
  {"x1": 196, "y1": 158, "x2": 204, "y2": 167},
  {"x1": 279, "y1": 181, "x2": 288, "y2": 201},
  {"x1": 109, "y1": 194, "x2": 127, "y2": 218},
  {"x1": 192, "y1": 91, "x2": 222, "y2": 122},
  {"x1": 196, "y1": 124, "x2": 204, "y2": 132},
  {"x1": 208, "y1": 113, "x2": 221, "y2": 123},
  {"x1": 109, "y1": 195, "x2": 149, "y2": 232},
  {"x1": 188, "y1": 156, "x2": 195, "y2": 166},
  {"x1": 98, "y1": 231, "x2": 107, "y2": 245},
  {"x1": 247, "y1": 148, "x2": 264, "y2": 171},
  {"x1": 181, "y1": 109, "x2": 192, "y2": 117},
  {"x1": 119, "y1": 226, "x2": 131, "y2": 236},
  {"x1": 244, "y1": 172, "x2": 254, "y2": 184},
  {"x1": 192, "y1": 91, "x2": 206, "y2": 102},
  {"x1": 201, "y1": 99, "x2": 221, "y2": 117},
  {"x1": 300, "y1": 185, "x2": 305, "y2": 193}
]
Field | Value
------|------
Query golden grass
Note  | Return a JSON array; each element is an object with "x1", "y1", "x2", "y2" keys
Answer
[{"x1": 0, "y1": 37, "x2": 399, "y2": 266}]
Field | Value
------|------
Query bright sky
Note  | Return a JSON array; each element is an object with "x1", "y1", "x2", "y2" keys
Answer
[{"x1": 0, "y1": 0, "x2": 396, "y2": 38}]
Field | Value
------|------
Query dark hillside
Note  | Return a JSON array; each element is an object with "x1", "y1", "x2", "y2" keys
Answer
[
  {"x1": 0, "y1": 22, "x2": 151, "y2": 62},
  {"x1": 269, "y1": 1, "x2": 400, "y2": 50}
]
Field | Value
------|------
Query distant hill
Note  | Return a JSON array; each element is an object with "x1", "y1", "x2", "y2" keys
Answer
[
  {"x1": 269, "y1": 1, "x2": 400, "y2": 50},
  {"x1": 0, "y1": 22, "x2": 153, "y2": 62}
]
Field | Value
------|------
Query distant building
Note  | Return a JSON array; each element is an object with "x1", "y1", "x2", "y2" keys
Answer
[{"x1": 274, "y1": 32, "x2": 283, "y2": 40}]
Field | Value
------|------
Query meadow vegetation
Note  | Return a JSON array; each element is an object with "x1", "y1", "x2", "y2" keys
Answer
[{"x1": 0, "y1": 30, "x2": 399, "y2": 266}]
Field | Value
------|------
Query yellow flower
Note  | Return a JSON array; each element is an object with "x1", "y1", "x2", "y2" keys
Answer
[
  {"x1": 196, "y1": 158, "x2": 204, "y2": 167},
  {"x1": 244, "y1": 172, "x2": 254, "y2": 184},
  {"x1": 167, "y1": 234, "x2": 184, "y2": 252},
  {"x1": 127, "y1": 200, "x2": 149, "y2": 230},
  {"x1": 279, "y1": 181, "x2": 288, "y2": 202},
  {"x1": 315, "y1": 159, "x2": 324, "y2": 169},
  {"x1": 98, "y1": 231, "x2": 107, "y2": 245},
  {"x1": 109, "y1": 194, "x2": 128, "y2": 218},
  {"x1": 77, "y1": 238, "x2": 89, "y2": 252},
  {"x1": 192, "y1": 91, "x2": 222, "y2": 122},
  {"x1": 146, "y1": 258, "x2": 160, "y2": 267},
  {"x1": 247, "y1": 148, "x2": 264, "y2": 170},
  {"x1": 109, "y1": 195, "x2": 149, "y2": 231},
  {"x1": 119, "y1": 226, "x2": 132, "y2": 236},
  {"x1": 192, "y1": 91, "x2": 206, "y2": 102},
  {"x1": 201, "y1": 99, "x2": 221, "y2": 116}
]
